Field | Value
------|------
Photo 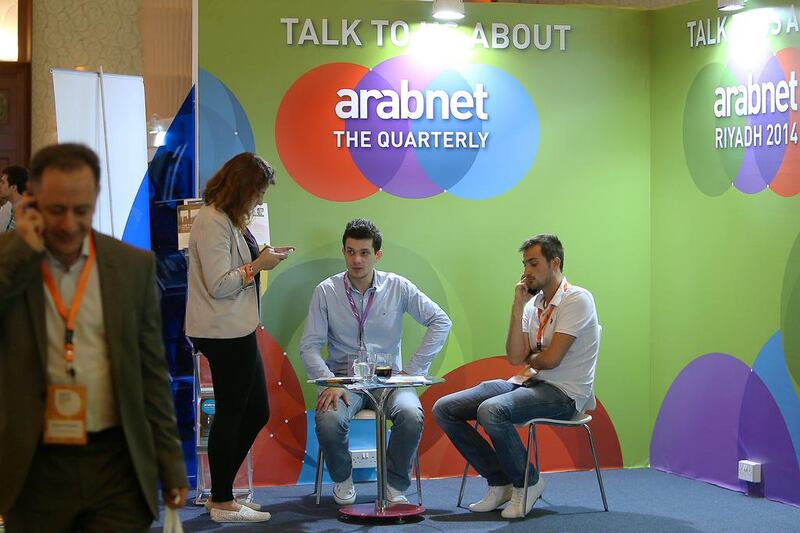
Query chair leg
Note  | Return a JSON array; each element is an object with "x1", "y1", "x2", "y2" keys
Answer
[
  {"x1": 532, "y1": 424, "x2": 539, "y2": 471},
  {"x1": 414, "y1": 453, "x2": 423, "y2": 506},
  {"x1": 456, "y1": 455, "x2": 471, "y2": 508},
  {"x1": 522, "y1": 423, "x2": 534, "y2": 508},
  {"x1": 583, "y1": 424, "x2": 608, "y2": 511},
  {"x1": 314, "y1": 447, "x2": 324, "y2": 505},
  {"x1": 456, "y1": 420, "x2": 479, "y2": 508}
]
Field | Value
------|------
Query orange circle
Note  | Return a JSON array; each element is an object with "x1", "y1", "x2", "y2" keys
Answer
[
  {"x1": 771, "y1": 48, "x2": 800, "y2": 197},
  {"x1": 275, "y1": 63, "x2": 379, "y2": 202}
]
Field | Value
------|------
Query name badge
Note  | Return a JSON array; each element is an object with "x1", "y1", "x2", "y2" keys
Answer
[{"x1": 44, "y1": 384, "x2": 88, "y2": 445}]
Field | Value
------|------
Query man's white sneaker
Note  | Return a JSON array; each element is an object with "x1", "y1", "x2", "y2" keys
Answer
[
  {"x1": 468, "y1": 484, "x2": 513, "y2": 512},
  {"x1": 501, "y1": 477, "x2": 546, "y2": 519},
  {"x1": 385, "y1": 484, "x2": 409, "y2": 504},
  {"x1": 209, "y1": 506, "x2": 271, "y2": 523},
  {"x1": 333, "y1": 476, "x2": 357, "y2": 505}
]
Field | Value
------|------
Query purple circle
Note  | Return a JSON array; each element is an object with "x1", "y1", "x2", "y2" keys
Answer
[
  {"x1": 749, "y1": 55, "x2": 789, "y2": 190},
  {"x1": 651, "y1": 351, "x2": 800, "y2": 506},
  {"x1": 651, "y1": 353, "x2": 749, "y2": 486},
  {"x1": 346, "y1": 69, "x2": 409, "y2": 189},
  {"x1": 727, "y1": 51, "x2": 789, "y2": 194},
  {"x1": 346, "y1": 56, "x2": 448, "y2": 198},
  {"x1": 740, "y1": 361, "x2": 800, "y2": 505}
]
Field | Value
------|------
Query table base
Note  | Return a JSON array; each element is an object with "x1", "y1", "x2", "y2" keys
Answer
[{"x1": 339, "y1": 503, "x2": 425, "y2": 520}]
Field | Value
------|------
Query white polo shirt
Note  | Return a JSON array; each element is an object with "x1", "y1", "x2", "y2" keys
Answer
[{"x1": 519, "y1": 277, "x2": 599, "y2": 413}]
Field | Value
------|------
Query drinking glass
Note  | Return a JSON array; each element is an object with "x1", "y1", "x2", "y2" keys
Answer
[
  {"x1": 374, "y1": 354, "x2": 393, "y2": 379},
  {"x1": 351, "y1": 352, "x2": 376, "y2": 381}
]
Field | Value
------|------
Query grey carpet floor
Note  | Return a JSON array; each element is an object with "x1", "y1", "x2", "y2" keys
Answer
[{"x1": 151, "y1": 468, "x2": 800, "y2": 532}]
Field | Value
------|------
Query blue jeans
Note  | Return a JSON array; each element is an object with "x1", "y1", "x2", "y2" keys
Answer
[
  {"x1": 433, "y1": 379, "x2": 576, "y2": 488},
  {"x1": 315, "y1": 387, "x2": 423, "y2": 490}
]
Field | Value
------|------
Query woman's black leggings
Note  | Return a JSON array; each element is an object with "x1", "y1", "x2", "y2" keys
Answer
[{"x1": 192, "y1": 331, "x2": 269, "y2": 502}]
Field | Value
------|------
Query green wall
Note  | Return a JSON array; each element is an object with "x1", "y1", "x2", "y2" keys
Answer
[
  {"x1": 650, "y1": 0, "x2": 800, "y2": 430},
  {"x1": 200, "y1": 0, "x2": 653, "y2": 468}
]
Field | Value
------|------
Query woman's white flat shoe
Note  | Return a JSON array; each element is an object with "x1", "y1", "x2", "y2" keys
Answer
[
  {"x1": 209, "y1": 506, "x2": 271, "y2": 523},
  {"x1": 205, "y1": 499, "x2": 262, "y2": 512}
]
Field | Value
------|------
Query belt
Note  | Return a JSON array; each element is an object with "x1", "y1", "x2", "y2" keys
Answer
[
  {"x1": 42, "y1": 425, "x2": 124, "y2": 448},
  {"x1": 87, "y1": 425, "x2": 124, "y2": 443}
]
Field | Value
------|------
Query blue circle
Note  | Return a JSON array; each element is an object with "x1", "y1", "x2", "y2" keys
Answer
[{"x1": 448, "y1": 65, "x2": 539, "y2": 200}]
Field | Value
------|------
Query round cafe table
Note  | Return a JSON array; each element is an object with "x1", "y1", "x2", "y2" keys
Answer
[{"x1": 313, "y1": 375, "x2": 444, "y2": 521}]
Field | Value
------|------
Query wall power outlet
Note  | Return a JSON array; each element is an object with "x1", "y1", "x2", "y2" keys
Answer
[
  {"x1": 738, "y1": 460, "x2": 762, "y2": 483},
  {"x1": 352, "y1": 449, "x2": 377, "y2": 468}
]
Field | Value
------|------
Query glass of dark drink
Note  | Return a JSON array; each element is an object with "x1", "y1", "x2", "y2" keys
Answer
[{"x1": 375, "y1": 354, "x2": 392, "y2": 379}]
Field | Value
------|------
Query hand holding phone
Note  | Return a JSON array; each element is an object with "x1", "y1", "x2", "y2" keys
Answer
[
  {"x1": 514, "y1": 274, "x2": 535, "y2": 305},
  {"x1": 15, "y1": 194, "x2": 45, "y2": 252},
  {"x1": 258, "y1": 245, "x2": 295, "y2": 254},
  {"x1": 253, "y1": 244, "x2": 295, "y2": 272},
  {"x1": 270, "y1": 245, "x2": 296, "y2": 254}
]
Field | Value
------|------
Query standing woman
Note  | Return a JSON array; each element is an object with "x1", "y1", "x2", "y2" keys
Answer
[{"x1": 185, "y1": 153, "x2": 293, "y2": 523}]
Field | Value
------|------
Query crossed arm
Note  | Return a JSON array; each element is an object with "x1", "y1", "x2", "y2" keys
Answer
[{"x1": 505, "y1": 282, "x2": 576, "y2": 370}]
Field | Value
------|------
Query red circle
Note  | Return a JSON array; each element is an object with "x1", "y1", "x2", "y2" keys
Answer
[
  {"x1": 772, "y1": 48, "x2": 800, "y2": 197},
  {"x1": 276, "y1": 63, "x2": 379, "y2": 201}
]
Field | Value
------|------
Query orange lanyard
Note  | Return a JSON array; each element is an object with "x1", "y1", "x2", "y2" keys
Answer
[
  {"x1": 40, "y1": 236, "x2": 96, "y2": 377},
  {"x1": 535, "y1": 281, "x2": 569, "y2": 351}
]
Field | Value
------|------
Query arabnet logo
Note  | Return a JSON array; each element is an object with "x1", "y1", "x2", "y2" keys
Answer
[
  {"x1": 276, "y1": 55, "x2": 538, "y2": 201},
  {"x1": 683, "y1": 45, "x2": 800, "y2": 197},
  {"x1": 335, "y1": 80, "x2": 488, "y2": 120}
]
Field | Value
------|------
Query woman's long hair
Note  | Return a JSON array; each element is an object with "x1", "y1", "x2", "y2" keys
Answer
[{"x1": 203, "y1": 153, "x2": 275, "y2": 230}]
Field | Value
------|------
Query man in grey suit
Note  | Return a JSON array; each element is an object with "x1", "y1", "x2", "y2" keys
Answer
[{"x1": 0, "y1": 144, "x2": 188, "y2": 531}]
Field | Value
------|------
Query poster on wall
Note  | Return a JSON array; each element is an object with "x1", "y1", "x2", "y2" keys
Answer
[
  {"x1": 648, "y1": 0, "x2": 800, "y2": 508},
  {"x1": 199, "y1": 0, "x2": 645, "y2": 486}
]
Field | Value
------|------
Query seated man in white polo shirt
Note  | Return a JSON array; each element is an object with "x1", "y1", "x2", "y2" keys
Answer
[{"x1": 433, "y1": 234, "x2": 599, "y2": 519}]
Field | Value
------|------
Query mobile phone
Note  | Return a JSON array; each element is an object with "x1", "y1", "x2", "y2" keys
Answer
[
  {"x1": 22, "y1": 195, "x2": 39, "y2": 212},
  {"x1": 271, "y1": 246, "x2": 295, "y2": 254}
]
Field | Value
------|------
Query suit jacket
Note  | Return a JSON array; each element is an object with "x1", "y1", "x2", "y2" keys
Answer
[
  {"x1": 0, "y1": 230, "x2": 188, "y2": 518},
  {"x1": 185, "y1": 205, "x2": 259, "y2": 338}
]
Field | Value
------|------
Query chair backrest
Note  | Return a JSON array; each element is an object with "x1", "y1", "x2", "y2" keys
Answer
[
  {"x1": 583, "y1": 324, "x2": 602, "y2": 413},
  {"x1": 583, "y1": 394, "x2": 597, "y2": 412}
]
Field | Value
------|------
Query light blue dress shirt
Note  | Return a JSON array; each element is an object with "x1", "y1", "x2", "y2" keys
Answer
[{"x1": 299, "y1": 270, "x2": 452, "y2": 379}]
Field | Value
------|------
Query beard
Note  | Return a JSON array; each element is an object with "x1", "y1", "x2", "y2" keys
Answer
[{"x1": 525, "y1": 272, "x2": 551, "y2": 293}]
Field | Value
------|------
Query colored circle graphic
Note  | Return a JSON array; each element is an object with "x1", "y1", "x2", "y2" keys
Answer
[
  {"x1": 275, "y1": 63, "x2": 379, "y2": 202},
  {"x1": 451, "y1": 65, "x2": 539, "y2": 200},
  {"x1": 781, "y1": 230, "x2": 800, "y2": 389},
  {"x1": 276, "y1": 57, "x2": 539, "y2": 201},
  {"x1": 347, "y1": 62, "x2": 419, "y2": 193},
  {"x1": 733, "y1": 54, "x2": 789, "y2": 194},
  {"x1": 198, "y1": 69, "x2": 257, "y2": 191},
  {"x1": 410, "y1": 68, "x2": 484, "y2": 194},
  {"x1": 683, "y1": 47, "x2": 800, "y2": 197},
  {"x1": 683, "y1": 63, "x2": 744, "y2": 197},
  {"x1": 772, "y1": 48, "x2": 800, "y2": 198}
]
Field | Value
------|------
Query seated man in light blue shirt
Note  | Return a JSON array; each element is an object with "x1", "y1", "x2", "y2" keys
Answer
[{"x1": 300, "y1": 218, "x2": 452, "y2": 505}]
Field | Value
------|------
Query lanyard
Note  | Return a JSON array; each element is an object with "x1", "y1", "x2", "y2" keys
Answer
[
  {"x1": 40, "y1": 236, "x2": 96, "y2": 377},
  {"x1": 343, "y1": 275, "x2": 375, "y2": 350},
  {"x1": 535, "y1": 281, "x2": 569, "y2": 351}
]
